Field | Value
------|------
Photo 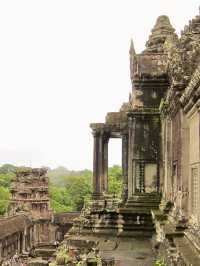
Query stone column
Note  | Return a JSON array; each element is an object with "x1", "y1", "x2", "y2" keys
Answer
[
  {"x1": 0, "y1": 241, "x2": 2, "y2": 262},
  {"x1": 122, "y1": 133, "x2": 128, "y2": 201},
  {"x1": 92, "y1": 130, "x2": 102, "y2": 199},
  {"x1": 17, "y1": 233, "x2": 20, "y2": 254},
  {"x1": 22, "y1": 231, "x2": 26, "y2": 252},
  {"x1": 92, "y1": 130, "x2": 109, "y2": 198},
  {"x1": 128, "y1": 115, "x2": 136, "y2": 197},
  {"x1": 102, "y1": 134, "x2": 109, "y2": 193}
]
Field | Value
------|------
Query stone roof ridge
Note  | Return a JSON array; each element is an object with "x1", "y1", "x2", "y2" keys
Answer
[
  {"x1": 180, "y1": 63, "x2": 200, "y2": 105},
  {"x1": 179, "y1": 8, "x2": 200, "y2": 79},
  {"x1": 181, "y1": 9, "x2": 200, "y2": 37},
  {"x1": 0, "y1": 214, "x2": 32, "y2": 240},
  {"x1": 15, "y1": 167, "x2": 48, "y2": 177},
  {"x1": 143, "y1": 15, "x2": 177, "y2": 54}
]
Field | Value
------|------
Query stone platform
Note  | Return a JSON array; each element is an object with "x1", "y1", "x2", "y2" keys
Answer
[
  {"x1": 64, "y1": 235, "x2": 155, "y2": 266},
  {"x1": 75, "y1": 194, "x2": 161, "y2": 238}
]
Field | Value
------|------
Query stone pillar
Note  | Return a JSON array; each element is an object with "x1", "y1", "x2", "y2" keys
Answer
[
  {"x1": 22, "y1": 232, "x2": 26, "y2": 252},
  {"x1": 128, "y1": 115, "x2": 136, "y2": 197},
  {"x1": 17, "y1": 233, "x2": 21, "y2": 254},
  {"x1": 102, "y1": 136, "x2": 109, "y2": 193},
  {"x1": 92, "y1": 130, "x2": 109, "y2": 198},
  {"x1": 122, "y1": 133, "x2": 128, "y2": 200},
  {"x1": 30, "y1": 226, "x2": 34, "y2": 249},
  {"x1": 92, "y1": 130, "x2": 102, "y2": 199},
  {"x1": 22, "y1": 226, "x2": 28, "y2": 253},
  {"x1": 0, "y1": 241, "x2": 2, "y2": 262}
]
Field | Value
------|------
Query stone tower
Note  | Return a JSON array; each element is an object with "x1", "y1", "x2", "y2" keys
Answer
[
  {"x1": 90, "y1": 15, "x2": 177, "y2": 200},
  {"x1": 55, "y1": 9, "x2": 200, "y2": 265},
  {"x1": 9, "y1": 168, "x2": 53, "y2": 243}
]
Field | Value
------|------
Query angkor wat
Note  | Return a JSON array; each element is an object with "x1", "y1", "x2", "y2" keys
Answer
[{"x1": 2, "y1": 7, "x2": 200, "y2": 266}]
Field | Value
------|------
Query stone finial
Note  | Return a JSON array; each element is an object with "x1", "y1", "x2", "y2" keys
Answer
[
  {"x1": 144, "y1": 15, "x2": 177, "y2": 53},
  {"x1": 129, "y1": 39, "x2": 136, "y2": 55},
  {"x1": 155, "y1": 15, "x2": 171, "y2": 28},
  {"x1": 129, "y1": 39, "x2": 137, "y2": 78}
]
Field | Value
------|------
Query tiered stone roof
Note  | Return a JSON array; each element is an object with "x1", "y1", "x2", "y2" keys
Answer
[
  {"x1": 144, "y1": 15, "x2": 177, "y2": 54},
  {"x1": 0, "y1": 214, "x2": 32, "y2": 240}
]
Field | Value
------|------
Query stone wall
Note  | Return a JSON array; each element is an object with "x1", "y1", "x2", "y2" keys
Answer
[{"x1": 0, "y1": 214, "x2": 33, "y2": 263}]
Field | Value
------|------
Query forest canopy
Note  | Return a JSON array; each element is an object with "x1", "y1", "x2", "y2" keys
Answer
[{"x1": 0, "y1": 164, "x2": 122, "y2": 215}]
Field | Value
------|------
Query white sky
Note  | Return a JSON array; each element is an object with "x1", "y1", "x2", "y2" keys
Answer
[{"x1": 0, "y1": 0, "x2": 199, "y2": 170}]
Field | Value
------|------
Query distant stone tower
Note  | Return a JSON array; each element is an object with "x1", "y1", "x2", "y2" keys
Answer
[{"x1": 9, "y1": 168, "x2": 53, "y2": 243}]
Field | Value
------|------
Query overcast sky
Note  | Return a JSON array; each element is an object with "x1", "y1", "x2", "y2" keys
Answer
[{"x1": 0, "y1": 0, "x2": 199, "y2": 170}]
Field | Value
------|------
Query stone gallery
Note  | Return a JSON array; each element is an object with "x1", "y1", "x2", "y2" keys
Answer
[{"x1": 2, "y1": 8, "x2": 200, "y2": 266}]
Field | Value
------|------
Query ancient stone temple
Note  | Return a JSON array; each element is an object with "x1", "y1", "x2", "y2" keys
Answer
[
  {"x1": 3, "y1": 8, "x2": 200, "y2": 266},
  {"x1": 51, "y1": 10, "x2": 200, "y2": 266},
  {"x1": 0, "y1": 168, "x2": 79, "y2": 265},
  {"x1": 9, "y1": 168, "x2": 53, "y2": 243},
  {"x1": 10, "y1": 168, "x2": 51, "y2": 218},
  {"x1": 90, "y1": 15, "x2": 175, "y2": 200}
]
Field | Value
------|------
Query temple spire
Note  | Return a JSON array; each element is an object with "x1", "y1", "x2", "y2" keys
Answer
[
  {"x1": 144, "y1": 15, "x2": 177, "y2": 53},
  {"x1": 129, "y1": 39, "x2": 136, "y2": 80},
  {"x1": 129, "y1": 38, "x2": 136, "y2": 55}
]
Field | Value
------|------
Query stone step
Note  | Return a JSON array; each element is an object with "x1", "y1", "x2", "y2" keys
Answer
[
  {"x1": 87, "y1": 221, "x2": 154, "y2": 228},
  {"x1": 83, "y1": 212, "x2": 155, "y2": 236},
  {"x1": 127, "y1": 197, "x2": 160, "y2": 203},
  {"x1": 27, "y1": 258, "x2": 49, "y2": 266},
  {"x1": 126, "y1": 198, "x2": 160, "y2": 203},
  {"x1": 118, "y1": 208, "x2": 154, "y2": 213},
  {"x1": 95, "y1": 219, "x2": 154, "y2": 225},
  {"x1": 86, "y1": 225, "x2": 154, "y2": 231},
  {"x1": 81, "y1": 198, "x2": 158, "y2": 237},
  {"x1": 129, "y1": 193, "x2": 161, "y2": 199},
  {"x1": 125, "y1": 202, "x2": 160, "y2": 207},
  {"x1": 126, "y1": 199, "x2": 160, "y2": 205},
  {"x1": 34, "y1": 247, "x2": 56, "y2": 258}
]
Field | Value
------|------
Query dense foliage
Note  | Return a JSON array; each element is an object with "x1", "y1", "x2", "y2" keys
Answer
[
  {"x1": 49, "y1": 168, "x2": 92, "y2": 212},
  {"x1": 0, "y1": 164, "x2": 122, "y2": 215},
  {"x1": 0, "y1": 186, "x2": 10, "y2": 215},
  {"x1": 0, "y1": 165, "x2": 16, "y2": 215}
]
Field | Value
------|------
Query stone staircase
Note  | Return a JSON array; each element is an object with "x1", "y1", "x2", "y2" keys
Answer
[
  {"x1": 34, "y1": 244, "x2": 57, "y2": 260},
  {"x1": 123, "y1": 193, "x2": 161, "y2": 210},
  {"x1": 79, "y1": 193, "x2": 161, "y2": 237},
  {"x1": 117, "y1": 193, "x2": 161, "y2": 237}
]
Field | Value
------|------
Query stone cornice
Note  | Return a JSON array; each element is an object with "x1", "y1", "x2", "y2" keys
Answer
[
  {"x1": 185, "y1": 98, "x2": 200, "y2": 119},
  {"x1": 180, "y1": 64, "x2": 200, "y2": 108},
  {"x1": 127, "y1": 108, "x2": 160, "y2": 116}
]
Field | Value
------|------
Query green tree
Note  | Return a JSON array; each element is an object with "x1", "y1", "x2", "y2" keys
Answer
[
  {"x1": 48, "y1": 168, "x2": 92, "y2": 212},
  {"x1": 0, "y1": 172, "x2": 15, "y2": 187},
  {"x1": 108, "y1": 165, "x2": 122, "y2": 197},
  {"x1": 0, "y1": 187, "x2": 10, "y2": 215},
  {"x1": 49, "y1": 185, "x2": 73, "y2": 212},
  {"x1": 66, "y1": 175, "x2": 92, "y2": 210},
  {"x1": 48, "y1": 166, "x2": 123, "y2": 212},
  {"x1": 0, "y1": 164, "x2": 17, "y2": 174}
]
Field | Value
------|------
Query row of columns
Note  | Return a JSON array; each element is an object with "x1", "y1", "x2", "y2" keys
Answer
[
  {"x1": 0, "y1": 229, "x2": 31, "y2": 262},
  {"x1": 92, "y1": 129, "x2": 129, "y2": 200},
  {"x1": 128, "y1": 116, "x2": 136, "y2": 198},
  {"x1": 92, "y1": 113, "x2": 161, "y2": 200},
  {"x1": 122, "y1": 133, "x2": 129, "y2": 200}
]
